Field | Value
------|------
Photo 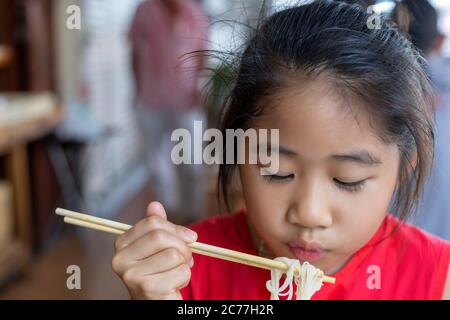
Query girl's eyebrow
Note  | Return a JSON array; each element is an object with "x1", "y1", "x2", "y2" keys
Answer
[
  {"x1": 265, "y1": 145, "x2": 382, "y2": 166},
  {"x1": 256, "y1": 144, "x2": 298, "y2": 156},
  {"x1": 277, "y1": 145, "x2": 298, "y2": 156},
  {"x1": 330, "y1": 150, "x2": 382, "y2": 166}
]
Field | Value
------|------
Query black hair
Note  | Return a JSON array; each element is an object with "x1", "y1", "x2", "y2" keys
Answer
[
  {"x1": 215, "y1": 0, "x2": 435, "y2": 221},
  {"x1": 403, "y1": 0, "x2": 440, "y2": 54}
]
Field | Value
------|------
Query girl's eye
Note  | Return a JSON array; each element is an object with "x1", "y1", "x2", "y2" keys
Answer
[
  {"x1": 334, "y1": 178, "x2": 366, "y2": 192},
  {"x1": 263, "y1": 174, "x2": 294, "y2": 183}
]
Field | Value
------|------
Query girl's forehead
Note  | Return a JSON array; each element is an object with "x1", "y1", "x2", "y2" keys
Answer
[
  {"x1": 253, "y1": 81, "x2": 389, "y2": 156},
  {"x1": 260, "y1": 80, "x2": 364, "y2": 128}
]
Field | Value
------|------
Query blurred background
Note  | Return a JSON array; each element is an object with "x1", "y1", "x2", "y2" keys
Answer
[{"x1": 0, "y1": 0, "x2": 449, "y2": 299}]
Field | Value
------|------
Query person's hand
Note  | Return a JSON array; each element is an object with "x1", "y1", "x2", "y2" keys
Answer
[{"x1": 112, "y1": 201, "x2": 197, "y2": 299}]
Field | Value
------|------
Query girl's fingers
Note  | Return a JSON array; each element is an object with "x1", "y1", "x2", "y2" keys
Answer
[
  {"x1": 115, "y1": 215, "x2": 173, "y2": 250},
  {"x1": 112, "y1": 229, "x2": 193, "y2": 274},
  {"x1": 123, "y1": 247, "x2": 194, "y2": 278},
  {"x1": 115, "y1": 214, "x2": 197, "y2": 251},
  {"x1": 146, "y1": 201, "x2": 167, "y2": 220},
  {"x1": 127, "y1": 229, "x2": 193, "y2": 263},
  {"x1": 140, "y1": 263, "x2": 192, "y2": 297}
]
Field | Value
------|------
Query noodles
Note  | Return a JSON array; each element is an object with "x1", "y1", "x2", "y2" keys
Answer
[
  {"x1": 266, "y1": 257, "x2": 298, "y2": 300},
  {"x1": 296, "y1": 261, "x2": 324, "y2": 300},
  {"x1": 266, "y1": 257, "x2": 324, "y2": 300}
]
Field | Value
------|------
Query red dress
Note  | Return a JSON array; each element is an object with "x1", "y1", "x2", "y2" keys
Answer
[{"x1": 180, "y1": 209, "x2": 450, "y2": 299}]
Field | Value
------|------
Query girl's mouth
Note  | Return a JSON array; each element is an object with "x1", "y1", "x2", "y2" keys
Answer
[{"x1": 287, "y1": 240, "x2": 326, "y2": 262}]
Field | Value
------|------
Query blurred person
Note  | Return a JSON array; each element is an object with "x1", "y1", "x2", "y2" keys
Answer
[
  {"x1": 128, "y1": 0, "x2": 209, "y2": 220},
  {"x1": 404, "y1": 0, "x2": 450, "y2": 240}
]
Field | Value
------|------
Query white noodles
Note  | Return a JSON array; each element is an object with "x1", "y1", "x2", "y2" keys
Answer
[{"x1": 266, "y1": 257, "x2": 324, "y2": 300}]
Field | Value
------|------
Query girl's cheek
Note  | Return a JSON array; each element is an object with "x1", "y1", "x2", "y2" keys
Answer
[
  {"x1": 334, "y1": 191, "x2": 388, "y2": 250},
  {"x1": 253, "y1": 183, "x2": 290, "y2": 215},
  {"x1": 242, "y1": 179, "x2": 288, "y2": 230}
]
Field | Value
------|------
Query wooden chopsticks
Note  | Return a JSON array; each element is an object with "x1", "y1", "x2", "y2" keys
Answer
[{"x1": 55, "y1": 208, "x2": 336, "y2": 284}]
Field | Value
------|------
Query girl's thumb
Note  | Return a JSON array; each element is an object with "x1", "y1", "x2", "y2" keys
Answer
[{"x1": 145, "y1": 201, "x2": 167, "y2": 220}]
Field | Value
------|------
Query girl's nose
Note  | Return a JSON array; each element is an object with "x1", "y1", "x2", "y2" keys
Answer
[{"x1": 287, "y1": 179, "x2": 333, "y2": 229}]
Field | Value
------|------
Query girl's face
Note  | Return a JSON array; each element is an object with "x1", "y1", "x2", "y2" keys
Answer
[{"x1": 239, "y1": 78, "x2": 400, "y2": 274}]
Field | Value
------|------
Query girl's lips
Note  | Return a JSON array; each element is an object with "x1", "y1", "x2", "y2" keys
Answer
[{"x1": 288, "y1": 240, "x2": 326, "y2": 262}]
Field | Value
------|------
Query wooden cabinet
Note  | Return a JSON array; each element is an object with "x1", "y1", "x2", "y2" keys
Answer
[
  {"x1": 0, "y1": 0, "x2": 59, "y2": 286},
  {"x1": 0, "y1": 93, "x2": 61, "y2": 285}
]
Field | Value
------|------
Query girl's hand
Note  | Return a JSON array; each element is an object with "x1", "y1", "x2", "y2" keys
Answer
[{"x1": 112, "y1": 201, "x2": 197, "y2": 299}]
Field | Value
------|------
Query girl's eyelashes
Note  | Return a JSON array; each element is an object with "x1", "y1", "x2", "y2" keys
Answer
[
  {"x1": 333, "y1": 178, "x2": 366, "y2": 192},
  {"x1": 260, "y1": 167, "x2": 366, "y2": 191},
  {"x1": 262, "y1": 173, "x2": 295, "y2": 183}
]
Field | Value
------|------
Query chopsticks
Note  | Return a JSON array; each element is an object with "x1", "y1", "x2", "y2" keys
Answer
[{"x1": 55, "y1": 208, "x2": 336, "y2": 284}]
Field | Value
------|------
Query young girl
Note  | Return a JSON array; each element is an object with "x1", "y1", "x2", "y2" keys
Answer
[{"x1": 112, "y1": 0, "x2": 450, "y2": 299}]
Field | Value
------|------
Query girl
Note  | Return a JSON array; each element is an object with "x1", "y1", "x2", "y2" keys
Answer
[{"x1": 112, "y1": 0, "x2": 450, "y2": 299}]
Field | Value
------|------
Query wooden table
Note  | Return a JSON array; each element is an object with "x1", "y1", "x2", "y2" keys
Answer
[
  {"x1": 0, "y1": 93, "x2": 62, "y2": 154},
  {"x1": 0, "y1": 92, "x2": 61, "y2": 284}
]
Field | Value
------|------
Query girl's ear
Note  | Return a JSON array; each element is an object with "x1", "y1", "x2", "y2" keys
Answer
[
  {"x1": 410, "y1": 151, "x2": 418, "y2": 169},
  {"x1": 432, "y1": 34, "x2": 446, "y2": 55},
  {"x1": 405, "y1": 151, "x2": 418, "y2": 184},
  {"x1": 394, "y1": 151, "x2": 418, "y2": 191}
]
